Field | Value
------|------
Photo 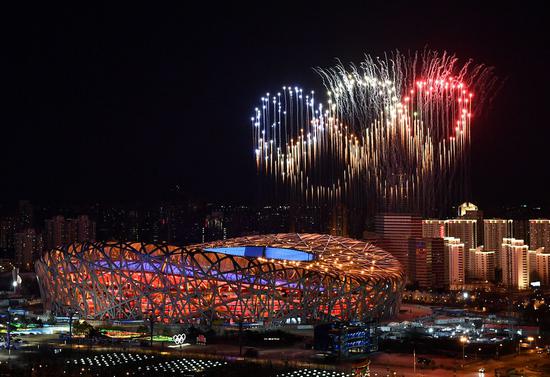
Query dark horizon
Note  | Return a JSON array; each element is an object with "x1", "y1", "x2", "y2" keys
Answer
[{"x1": 1, "y1": 3, "x2": 548, "y2": 209}]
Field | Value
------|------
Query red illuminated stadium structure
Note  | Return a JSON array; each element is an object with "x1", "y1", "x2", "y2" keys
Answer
[{"x1": 35, "y1": 234, "x2": 404, "y2": 325}]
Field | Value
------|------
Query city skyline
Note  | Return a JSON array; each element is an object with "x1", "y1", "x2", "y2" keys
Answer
[{"x1": 2, "y1": 4, "x2": 550, "y2": 376}]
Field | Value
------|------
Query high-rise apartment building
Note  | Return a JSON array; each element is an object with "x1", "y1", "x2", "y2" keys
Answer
[
  {"x1": 469, "y1": 246, "x2": 495, "y2": 281},
  {"x1": 513, "y1": 219, "x2": 529, "y2": 242},
  {"x1": 446, "y1": 219, "x2": 477, "y2": 276},
  {"x1": 76, "y1": 215, "x2": 96, "y2": 242},
  {"x1": 44, "y1": 215, "x2": 96, "y2": 249},
  {"x1": 530, "y1": 220, "x2": 550, "y2": 251},
  {"x1": 446, "y1": 219, "x2": 478, "y2": 252},
  {"x1": 528, "y1": 248, "x2": 546, "y2": 279},
  {"x1": 467, "y1": 247, "x2": 478, "y2": 278},
  {"x1": 16, "y1": 200, "x2": 34, "y2": 231},
  {"x1": 535, "y1": 251, "x2": 550, "y2": 286},
  {"x1": 0, "y1": 216, "x2": 16, "y2": 258},
  {"x1": 458, "y1": 202, "x2": 484, "y2": 242},
  {"x1": 45, "y1": 215, "x2": 66, "y2": 249},
  {"x1": 14, "y1": 228, "x2": 43, "y2": 271},
  {"x1": 501, "y1": 238, "x2": 530, "y2": 290},
  {"x1": 444, "y1": 237, "x2": 464, "y2": 290},
  {"x1": 422, "y1": 220, "x2": 446, "y2": 238},
  {"x1": 484, "y1": 219, "x2": 513, "y2": 269}
]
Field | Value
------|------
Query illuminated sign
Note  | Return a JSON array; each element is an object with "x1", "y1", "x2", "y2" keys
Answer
[
  {"x1": 197, "y1": 334, "x2": 207, "y2": 345},
  {"x1": 172, "y1": 333, "x2": 187, "y2": 345}
]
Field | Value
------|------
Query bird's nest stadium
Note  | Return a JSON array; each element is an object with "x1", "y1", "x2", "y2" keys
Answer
[{"x1": 35, "y1": 234, "x2": 404, "y2": 325}]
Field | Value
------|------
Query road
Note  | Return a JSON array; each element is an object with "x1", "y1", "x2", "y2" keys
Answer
[
  {"x1": 4, "y1": 332, "x2": 550, "y2": 376},
  {"x1": 368, "y1": 350, "x2": 550, "y2": 376}
]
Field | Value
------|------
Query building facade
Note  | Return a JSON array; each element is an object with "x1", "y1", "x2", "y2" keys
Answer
[
  {"x1": 535, "y1": 251, "x2": 550, "y2": 286},
  {"x1": 484, "y1": 219, "x2": 513, "y2": 269},
  {"x1": 408, "y1": 237, "x2": 445, "y2": 289},
  {"x1": 470, "y1": 246, "x2": 495, "y2": 282},
  {"x1": 15, "y1": 228, "x2": 43, "y2": 271},
  {"x1": 45, "y1": 215, "x2": 96, "y2": 249},
  {"x1": 530, "y1": 220, "x2": 550, "y2": 251},
  {"x1": 444, "y1": 237, "x2": 464, "y2": 290},
  {"x1": 501, "y1": 238, "x2": 529, "y2": 290},
  {"x1": 375, "y1": 213, "x2": 422, "y2": 277},
  {"x1": 422, "y1": 220, "x2": 446, "y2": 238}
]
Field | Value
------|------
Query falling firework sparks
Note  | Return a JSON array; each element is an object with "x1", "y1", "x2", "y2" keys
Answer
[{"x1": 252, "y1": 51, "x2": 496, "y2": 232}]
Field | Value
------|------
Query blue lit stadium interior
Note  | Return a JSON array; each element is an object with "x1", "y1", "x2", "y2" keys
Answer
[{"x1": 204, "y1": 246, "x2": 315, "y2": 261}]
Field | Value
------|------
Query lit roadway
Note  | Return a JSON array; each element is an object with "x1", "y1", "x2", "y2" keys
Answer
[
  {"x1": 369, "y1": 350, "x2": 548, "y2": 376},
  {"x1": 4, "y1": 331, "x2": 550, "y2": 376}
]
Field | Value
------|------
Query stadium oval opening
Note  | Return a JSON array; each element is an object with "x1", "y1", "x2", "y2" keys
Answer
[{"x1": 204, "y1": 246, "x2": 315, "y2": 261}]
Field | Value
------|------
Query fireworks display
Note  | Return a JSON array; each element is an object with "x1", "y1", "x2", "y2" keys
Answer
[{"x1": 252, "y1": 51, "x2": 496, "y2": 231}]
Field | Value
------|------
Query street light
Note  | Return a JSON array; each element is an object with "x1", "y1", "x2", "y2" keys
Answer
[
  {"x1": 527, "y1": 336, "x2": 535, "y2": 350},
  {"x1": 413, "y1": 347, "x2": 416, "y2": 376},
  {"x1": 68, "y1": 310, "x2": 78, "y2": 344},
  {"x1": 6, "y1": 307, "x2": 12, "y2": 356},
  {"x1": 460, "y1": 336, "x2": 468, "y2": 368}
]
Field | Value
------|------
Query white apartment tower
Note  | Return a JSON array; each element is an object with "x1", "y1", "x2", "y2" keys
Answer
[
  {"x1": 501, "y1": 238, "x2": 529, "y2": 289},
  {"x1": 444, "y1": 237, "x2": 465, "y2": 290},
  {"x1": 484, "y1": 219, "x2": 513, "y2": 269}
]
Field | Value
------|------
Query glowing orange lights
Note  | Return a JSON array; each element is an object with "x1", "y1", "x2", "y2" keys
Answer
[{"x1": 36, "y1": 235, "x2": 404, "y2": 324}]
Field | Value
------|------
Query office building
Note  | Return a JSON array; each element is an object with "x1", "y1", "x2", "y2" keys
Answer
[
  {"x1": 408, "y1": 237, "x2": 445, "y2": 289},
  {"x1": 375, "y1": 213, "x2": 422, "y2": 277}
]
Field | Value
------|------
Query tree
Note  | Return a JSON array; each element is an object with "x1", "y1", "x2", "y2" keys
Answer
[
  {"x1": 73, "y1": 321, "x2": 94, "y2": 337},
  {"x1": 46, "y1": 313, "x2": 56, "y2": 325}
]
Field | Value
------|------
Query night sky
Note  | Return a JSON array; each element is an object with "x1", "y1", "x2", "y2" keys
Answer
[{"x1": 1, "y1": 3, "x2": 548, "y2": 208}]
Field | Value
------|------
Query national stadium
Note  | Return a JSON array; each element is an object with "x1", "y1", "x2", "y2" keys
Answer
[{"x1": 35, "y1": 234, "x2": 404, "y2": 325}]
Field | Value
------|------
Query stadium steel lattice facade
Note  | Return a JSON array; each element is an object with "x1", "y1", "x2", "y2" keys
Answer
[{"x1": 35, "y1": 234, "x2": 404, "y2": 325}]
